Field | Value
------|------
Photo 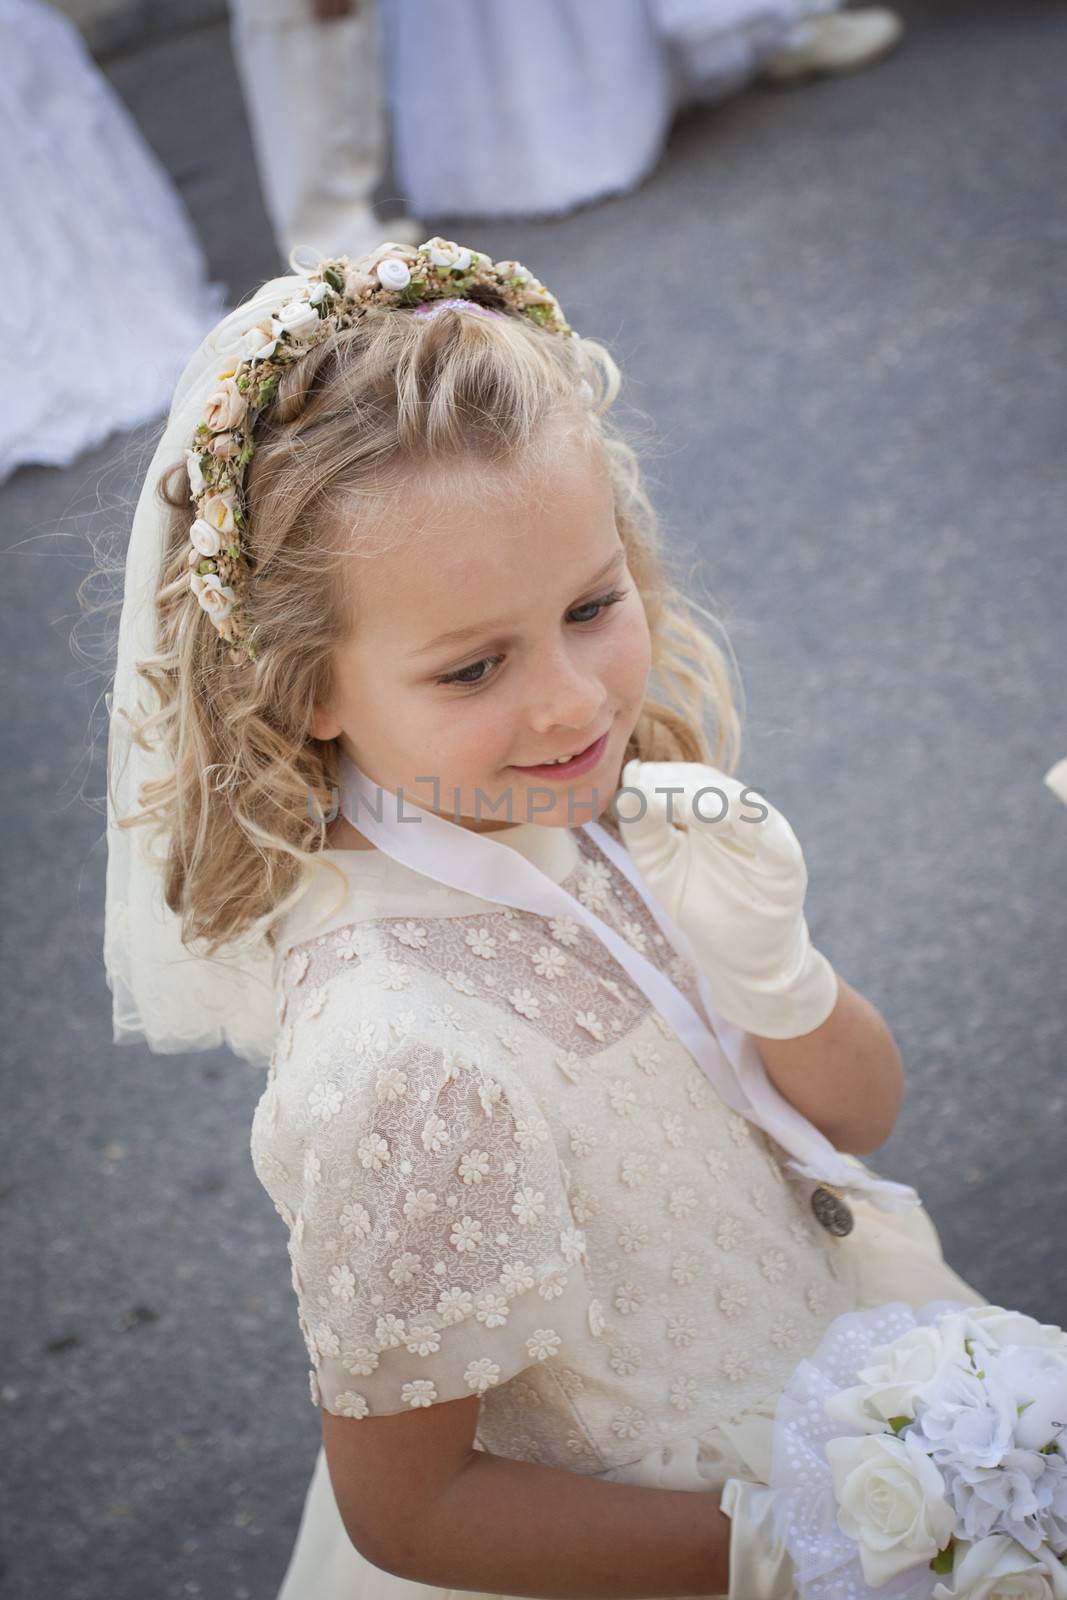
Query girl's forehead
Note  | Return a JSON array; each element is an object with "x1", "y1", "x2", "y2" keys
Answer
[{"x1": 350, "y1": 491, "x2": 622, "y2": 654}]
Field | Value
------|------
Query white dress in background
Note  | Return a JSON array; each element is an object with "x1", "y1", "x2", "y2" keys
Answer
[
  {"x1": 0, "y1": 0, "x2": 226, "y2": 485},
  {"x1": 377, "y1": 0, "x2": 842, "y2": 222},
  {"x1": 250, "y1": 808, "x2": 989, "y2": 1600}
]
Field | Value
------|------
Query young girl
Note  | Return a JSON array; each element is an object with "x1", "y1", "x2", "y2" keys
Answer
[{"x1": 104, "y1": 235, "x2": 990, "y2": 1600}]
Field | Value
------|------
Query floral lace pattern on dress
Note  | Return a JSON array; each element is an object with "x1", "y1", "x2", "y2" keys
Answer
[{"x1": 250, "y1": 818, "x2": 858, "y2": 1468}]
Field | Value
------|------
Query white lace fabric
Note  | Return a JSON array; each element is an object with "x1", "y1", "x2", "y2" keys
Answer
[{"x1": 250, "y1": 817, "x2": 868, "y2": 1469}]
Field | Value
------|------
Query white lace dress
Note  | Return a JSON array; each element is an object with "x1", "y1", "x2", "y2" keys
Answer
[{"x1": 250, "y1": 811, "x2": 990, "y2": 1600}]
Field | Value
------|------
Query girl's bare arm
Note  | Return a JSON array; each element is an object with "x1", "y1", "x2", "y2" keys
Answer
[
  {"x1": 323, "y1": 1398, "x2": 733, "y2": 1598},
  {"x1": 751, "y1": 972, "x2": 906, "y2": 1155}
]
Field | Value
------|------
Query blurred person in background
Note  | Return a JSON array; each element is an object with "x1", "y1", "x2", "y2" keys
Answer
[
  {"x1": 376, "y1": 0, "x2": 904, "y2": 222},
  {"x1": 227, "y1": 0, "x2": 424, "y2": 265},
  {"x1": 0, "y1": 0, "x2": 225, "y2": 483}
]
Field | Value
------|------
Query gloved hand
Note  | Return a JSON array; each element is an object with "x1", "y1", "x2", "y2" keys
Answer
[
  {"x1": 719, "y1": 1477, "x2": 797, "y2": 1600},
  {"x1": 615, "y1": 759, "x2": 839, "y2": 1040}
]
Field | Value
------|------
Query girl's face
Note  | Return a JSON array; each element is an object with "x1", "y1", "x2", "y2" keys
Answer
[{"x1": 310, "y1": 419, "x2": 652, "y2": 837}]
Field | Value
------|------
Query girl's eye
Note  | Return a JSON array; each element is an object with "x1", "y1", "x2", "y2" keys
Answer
[{"x1": 435, "y1": 587, "x2": 628, "y2": 689}]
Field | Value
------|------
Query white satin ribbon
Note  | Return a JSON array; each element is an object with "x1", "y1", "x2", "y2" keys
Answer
[{"x1": 336, "y1": 752, "x2": 919, "y2": 1216}]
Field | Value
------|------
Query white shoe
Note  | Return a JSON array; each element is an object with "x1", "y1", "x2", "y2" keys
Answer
[{"x1": 761, "y1": 8, "x2": 904, "y2": 83}]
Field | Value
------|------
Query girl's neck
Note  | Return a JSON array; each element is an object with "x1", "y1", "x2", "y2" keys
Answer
[{"x1": 323, "y1": 814, "x2": 377, "y2": 851}]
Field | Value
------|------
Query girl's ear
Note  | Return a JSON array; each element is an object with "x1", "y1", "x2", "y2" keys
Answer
[{"x1": 309, "y1": 701, "x2": 343, "y2": 742}]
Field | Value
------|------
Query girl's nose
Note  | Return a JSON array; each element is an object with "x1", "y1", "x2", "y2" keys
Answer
[{"x1": 524, "y1": 642, "x2": 608, "y2": 735}]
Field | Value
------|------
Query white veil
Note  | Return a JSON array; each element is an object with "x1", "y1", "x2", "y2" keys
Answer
[{"x1": 103, "y1": 247, "x2": 328, "y2": 1069}]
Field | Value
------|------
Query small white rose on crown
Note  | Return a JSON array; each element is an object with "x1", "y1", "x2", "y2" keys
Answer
[
  {"x1": 201, "y1": 489, "x2": 236, "y2": 535},
  {"x1": 190, "y1": 571, "x2": 236, "y2": 623},
  {"x1": 189, "y1": 518, "x2": 223, "y2": 558},
  {"x1": 185, "y1": 449, "x2": 206, "y2": 496},
  {"x1": 376, "y1": 257, "x2": 412, "y2": 291},
  {"x1": 275, "y1": 296, "x2": 320, "y2": 338},
  {"x1": 203, "y1": 376, "x2": 248, "y2": 433},
  {"x1": 425, "y1": 238, "x2": 472, "y2": 272},
  {"x1": 239, "y1": 321, "x2": 279, "y2": 362}
]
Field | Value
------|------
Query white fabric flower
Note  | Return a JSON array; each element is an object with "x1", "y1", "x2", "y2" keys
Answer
[
  {"x1": 402, "y1": 1378, "x2": 437, "y2": 1407},
  {"x1": 376, "y1": 257, "x2": 412, "y2": 291},
  {"x1": 495, "y1": 259, "x2": 533, "y2": 283},
  {"x1": 825, "y1": 1319, "x2": 970, "y2": 1432},
  {"x1": 400, "y1": 1189, "x2": 436, "y2": 1225},
  {"x1": 912, "y1": 1358, "x2": 1016, "y2": 1470},
  {"x1": 527, "y1": 1328, "x2": 562, "y2": 1361},
  {"x1": 437, "y1": 1284, "x2": 473, "y2": 1323},
  {"x1": 189, "y1": 517, "x2": 222, "y2": 558},
  {"x1": 498, "y1": 1260, "x2": 534, "y2": 1298},
  {"x1": 388, "y1": 1248, "x2": 422, "y2": 1286},
  {"x1": 185, "y1": 449, "x2": 206, "y2": 496},
  {"x1": 189, "y1": 571, "x2": 236, "y2": 623},
  {"x1": 962, "y1": 1306, "x2": 1067, "y2": 1358},
  {"x1": 474, "y1": 1291, "x2": 509, "y2": 1329},
  {"x1": 201, "y1": 489, "x2": 236, "y2": 535},
  {"x1": 463, "y1": 1357, "x2": 501, "y2": 1394},
  {"x1": 424, "y1": 238, "x2": 472, "y2": 272},
  {"x1": 275, "y1": 295, "x2": 320, "y2": 337},
  {"x1": 1005, "y1": 1348, "x2": 1067, "y2": 1452},
  {"x1": 931, "y1": 1534, "x2": 1067, "y2": 1600},
  {"x1": 824, "y1": 1430, "x2": 956, "y2": 1588},
  {"x1": 239, "y1": 321, "x2": 278, "y2": 361},
  {"x1": 404, "y1": 1322, "x2": 442, "y2": 1356},
  {"x1": 334, "y1": 1389, "x2": 370, "y2": 1418},
  {"x1": 203, "y1": 377, "x2": 248, "y2": 433}
]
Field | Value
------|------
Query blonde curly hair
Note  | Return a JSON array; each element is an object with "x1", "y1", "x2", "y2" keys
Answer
[{"x1": 109, "y1": 301, "x2": 746, "y2": 956}]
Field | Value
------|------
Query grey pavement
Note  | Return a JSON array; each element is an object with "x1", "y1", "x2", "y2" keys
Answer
[{"x1": 3, "y1": 1, "x2": 1066, "y2": 1595}]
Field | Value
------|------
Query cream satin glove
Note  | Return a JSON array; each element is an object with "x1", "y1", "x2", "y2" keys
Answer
[
  {"x1": 719, "y1": 1478, "x2": 796, "y2": 1600},
  {"x1": 615, "y1": 759, "x2": 839, "y2": 1040}
]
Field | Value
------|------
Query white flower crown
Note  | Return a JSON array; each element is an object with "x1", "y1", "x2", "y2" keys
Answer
[{"x1": 184, "y1": 236, "x2": 583, "y2": 665}]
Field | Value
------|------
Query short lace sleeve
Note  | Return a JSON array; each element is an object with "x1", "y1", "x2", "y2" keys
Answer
[{"x1": 254, "y1": 1019, "x2": 595, "y2": 1419}]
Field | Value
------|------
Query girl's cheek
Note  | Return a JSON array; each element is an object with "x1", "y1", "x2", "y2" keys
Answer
[{"x1": 608, "y1": 603, "x2": 653, "y2": 695}]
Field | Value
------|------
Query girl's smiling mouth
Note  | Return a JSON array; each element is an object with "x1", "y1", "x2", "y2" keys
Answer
[{"x1": 510, "y1": 726, "x2": 611, "y2": 781}]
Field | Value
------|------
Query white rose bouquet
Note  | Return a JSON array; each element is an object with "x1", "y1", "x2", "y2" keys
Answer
[{"x1": 769, "y1": 1300, "x2": 1067, "y2": 1600}]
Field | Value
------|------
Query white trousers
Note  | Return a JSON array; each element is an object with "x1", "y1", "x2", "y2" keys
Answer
[{"x1": 227, "y1": 0, "x2": 388, "y2": 263}]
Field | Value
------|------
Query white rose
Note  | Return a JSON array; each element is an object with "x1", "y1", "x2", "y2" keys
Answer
[
  {"x1": 190, "y1": 571, "x2": 236, "y2": 624},
  {"x1": 1000, "y1": 1348, "x2": 1067, "y2": 1452},
  {"x1": 207, "y1": 430, "x2": 241, "y2": 459},
  {"x1": 424, "y1": 238, "x2": 471, "y2": 271},
  {"x1": 825, "y1": 1322, "x2": 966, "y2": 1432},
  {"x1": 185, "y1": 449, "x2": 206, "y2": 496},
  {"x1": 203, "y1": 377, "x2": 248, "y2": 433},
  {"x1": 239, "y1": 322, "x2": 278, "y2": 362},
  {"x1": 189, "y1": 517, "x2": 222, "y2": 558},
  {"x1": 962, "y1": 1307, "x2": 1067, "y2": 1358},
  {"x1": 376, "y1": 257, "x2": 412, "y2": 291},
  {"x1": 496, "y1": 259, "x2": 533, "y2": 283},
  {"x1": 201, "y1": 490, "x2": 236, "y2": 537},
  {"x1": 825, "y1": 1430, "x2": 956, "y2": 1588},
  {"x1": 354, "y1": 240, "x2": 419, "y2": 273},
  {"x1": 275, "y1": 296, "x2": 320, "y2": 337},
  {"x1": 932, "y1": 1535, "x2": 1067, "y2": 1600}
]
